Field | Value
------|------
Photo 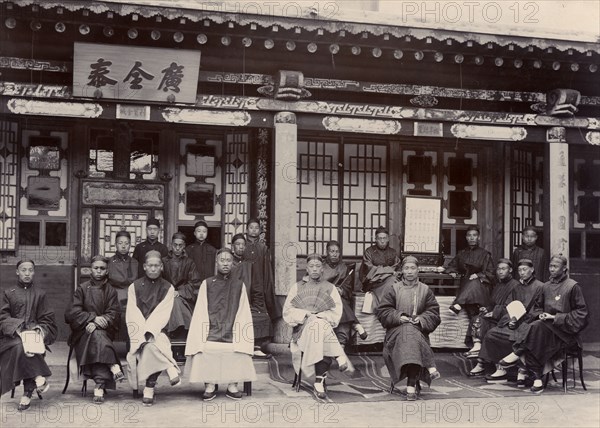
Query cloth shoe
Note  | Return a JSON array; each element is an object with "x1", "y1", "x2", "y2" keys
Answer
[
  {"x1": 142, "y1": 387, "x2": 155, "y2": 406},
  {"x1": 18, "y1": 392, "x2": 32, "y2": 412},
  {"x1": 448, "y1": 304, "x2": 461, "y2": 315},
  {"x1": 530, "y1": 379, "x2": 544, "y2": 394},
  {"x1": 485, "y1": 368, "x2": 508, "y2": 383},
  {"x1": 429, "y1": 370, "x2": 441, "y2": 381},
  {"x1": 468, "y1": 363, "x2": 486, "y2": 377},
  {"x1": 93, "y1": 387, "x2": 105, "y2": 404},
  {"x1": 354, "y1": 323, "x2": 368, "y2": 340},
  {"x1": 314, "y1": 375, "x2": 328, "y2": 400},
  {"x1": 35, "y1": 377, "x2": 49, "y2": 395},
  {"x1": 202, "y1": 383, "x2": 217, "y2": 401},
  {"x1": 226, "y1": 383, "x2": 243, "y2": 400}
]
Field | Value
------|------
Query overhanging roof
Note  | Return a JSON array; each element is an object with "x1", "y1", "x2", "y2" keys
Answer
[{"x1": 4, "y1": 0, "x2": 599, "y2": 54}]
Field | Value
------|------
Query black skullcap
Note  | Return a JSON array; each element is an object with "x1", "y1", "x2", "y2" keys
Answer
[
  {"x1": 246, "y1": 218, "x2": 260, "y2": 227},
  {"x1": 194, "y1": 220, "x2": 208, "y2": 230},
  {"x1": 522, "y1": 226, "x2": 537, "y2": 234},
  {"x1": 146, "y1": 218, "x2": 160, "y2": 228},
  {"x1": 91, "y1": 255, "x2": 109, "y2": 264},
  {"x1": 115, "y1": 230, "x2": 131, "y2": 240},
  {"x1": 16, "y1": 259, "x2": 35, "y2": 269},
  {"x1": 401, "y1": 255, "x2": 419, "y2": 267},
  {"x1": 231, "y1": 233, "x2": 246, "y2": 244},
  {"x1": 497, "y1": 258, "x2": 513, "y2": 268},
  {"x1": 517, "y1": 258, "x2": 534, "y2": 268},
  {"x1": 326, "y1": 240, "x2": 341, "y2": 251},
  {"x1": 466, "y1": 225, "x2": 480, "y2": 234},
  {"x1": 306, "y1": 253, "x2": 324, "y2": 263},
  {"x1": 375, "y1": 226, "x2": 389, "y2": 236},
  {"x1": 172, "y1": 232, "x2": 186, "y2": 241}
]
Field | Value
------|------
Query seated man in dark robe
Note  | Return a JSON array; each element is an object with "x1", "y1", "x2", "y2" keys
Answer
[
  {"x1": 185, "y1": 248, "x2": 256, "y2": 401},
  {"x1": 469, "y1": 258, "x2": 544, "y2": 383},
  {"x1": 186, "y1": 220, "x2": 217, "y2": 284},
  {"x1": 511, "y1": 226, "x2": 548, "y2": 282},
  {"x1": 162, "y1": 232, "x2": 202, "y2": 338},
  {"x1": 244, "y1": 219, "x2": 280, "y2": 357},
  {"x1": 322, "y1": 240, "x2": 367, "y2": 346},
  {"x1": 0, "y1": 260, "x2": 57, "y2": 411},
  {"x1": 283, "y1": 254, "x2": 349, "y2": 400},
  {"x1": 108, "y1": 230, "x2": 139, "y2": 342},
  {"x1": 65, "y1": 255, "x2": 124, "y2": 404},
  {"x1": 359, "y1": 226, "x2": 400, "y2": 307},
  {"x1": 377, "y1": 256, "x2": 441, "y2": 401},
  {"x1": 126, "y1": 251, "x2": 181, "y2": 406},
  {"x1": 497, "y1": 254, "x2": 588, "y2": 394},
  {"x1": 133, "y1": 218, "x2": 169, "y2": 278},
  {"x1": 465, "y1": 258, "x2": 519, "y2": 358},
  {"x1": 444, "y1": 225, "x2": 494, "y2": 345}
]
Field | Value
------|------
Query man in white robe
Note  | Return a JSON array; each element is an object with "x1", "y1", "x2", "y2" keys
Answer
[
  {"x1": 185, "y1": 248, "x2": 256, "y2": 401},
  {"x1": 126, "y1": 251, "x2": 181, "y2": 406}
]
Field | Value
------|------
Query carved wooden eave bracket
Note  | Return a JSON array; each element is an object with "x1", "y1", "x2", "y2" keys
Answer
[
  {"x1": 530, "y1": 89, "x2": 582, "y2": 117},
  {"x1": 257, "y1": 71, "x2": 312, "y2": 101}
]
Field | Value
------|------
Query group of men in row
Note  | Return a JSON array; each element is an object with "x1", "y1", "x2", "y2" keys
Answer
[
  {"x1": 0, "y1": 218, "x2": 280, "y2": 409},
  {"x1": 358, "y1": 224, "x2": 589, "y2": 395}
]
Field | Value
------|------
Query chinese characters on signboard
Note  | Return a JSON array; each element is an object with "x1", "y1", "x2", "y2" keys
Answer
[
  {"x1": 403, "y1": 196, "x2": 442, "y2": 254},
  {"x1": 73, "y1": 43, "x2": 200, "y2": 103}
]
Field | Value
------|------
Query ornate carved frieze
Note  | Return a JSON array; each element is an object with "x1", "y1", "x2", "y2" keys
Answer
[
  {"x1": 0, "y1": 57, "x2": 69, "y2": 72},
  {"x1": 161, "y1": 108, "x2": 251, "y2": 126},
  {"x1": 410, "y1": 94, "x2": 439, "y2": 107},
  {"x1": 274, "y1": 111, "x2": 296, "y2": 124},
  {"x1": 7, "y1": 98, "x2": 102, "y2": 117},
  {"x1": 586, "y1": 131, "x2": 600, "y2": 145},
  {"x1": 322, "y1": 116, "x2": 401, "y2": 134},
  {"x1": 82, "y1": 182, "x2": 164, "y2": 207},
  {"x1": 451, "y1": 124, "x2": 527, "y2": 141},
  {"x1": 0, "y1": 82, "x2": 70, "y2": 98},
  {"x1": 258, "y1": 70, "x2": 311, "y2": 101}
]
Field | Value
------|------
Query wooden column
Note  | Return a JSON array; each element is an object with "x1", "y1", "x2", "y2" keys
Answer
[
  {"x1": 544, "y1": 127, "x2": 570, "y2": 258},
  {"x1": 272, "y1": 112, "x2": 298, "y2": 343}
]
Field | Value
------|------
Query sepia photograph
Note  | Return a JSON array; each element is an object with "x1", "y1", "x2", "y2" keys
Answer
[{"x1": 0, "y1": 0, "x2": 598, "y2": 427}]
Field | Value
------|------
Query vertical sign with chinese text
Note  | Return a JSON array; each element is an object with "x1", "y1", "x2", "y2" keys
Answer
[
  {"x1": 73, "y1": 42, "x2": 200, "y2": 103},
  {"x1": 403, "y1": 196, "x2": 442, "y2": 254}
]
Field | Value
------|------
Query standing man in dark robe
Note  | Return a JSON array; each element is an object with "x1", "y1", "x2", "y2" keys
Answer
[
  {"x1": 162, "y1": 232, "x2": 202, "y2": 338},
  {"x1": 465, "y1": 258, "x2": 519, "y2": 359},
  {"x1": 108, "y1": 230, "x2": 138, "y2": 342},
  {"x1": 186, "y1": 248, "x2": 256, "y2": 401},
  {"x1": 133, "y1": 218, "x2": 169, "y2": 278},
  {"x1": 65, "y1": 255, "x2": 124, "y2": 404},
  {"x1": 126, "y1": 251, "x2": 181, "y2": 406},
  {"x1": 244, "y1": 219, "x2": 280, "y2": 357},
  {"x1": 0, "y1": 260, "x2": 57, "y2": 411},
  {"x1": 322, "y1": 240, "x2": 368, "y2": 346},
  {"x1": 444, "y1": 225, "x2": 495, "y2": 345},
  {"x1": 359, "y1": 226, "x2": 400, "y2": 306},
  {"x1": 498, "y1": 255, "x2": 588, "y2": 394},
  {"x1": 377, "y1": 256, "x2": 441, "y2": 401},
  {"x1": 470, "y1": 258, "x2": 545, "y2": 383},
  {"x1": 186, "y1": 220, "x2": 217, "y2": 283},
  {"x1": 511, "y1": 226, "x2": 548, "y2": 282}
]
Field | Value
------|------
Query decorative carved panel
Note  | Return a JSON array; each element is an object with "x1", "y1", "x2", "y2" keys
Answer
[{"x1": 82, "y1": 182, "x2": 164, "y2": 207}]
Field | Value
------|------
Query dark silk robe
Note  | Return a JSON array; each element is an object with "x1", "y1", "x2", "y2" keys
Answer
[
  {"x1": 186, "y1": 240, "x2": 217, "y2": 284},
  {"x1": 445, "y1": 245, "x2": 495, "y2": 306},
  {"x1": 133, "y1": 239, "x2": 169, "y2": 278},
  {"x1": 511, "y1": 244, "x2": 548, "y2": 282}
]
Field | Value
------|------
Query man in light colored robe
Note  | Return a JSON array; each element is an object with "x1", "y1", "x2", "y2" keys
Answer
[
  {"x1": 126, "y1": 251, "x2": 180, "y2": 406},
  {"x1": 283, "y1": 254, "x2": 349, "y2": 400},
  {"x1": 185, "y1": 248, "x2": 256, "y2": 401}
]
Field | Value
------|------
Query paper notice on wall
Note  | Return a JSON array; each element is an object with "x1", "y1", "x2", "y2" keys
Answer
[{"x1": 506, "y1": 301, "x2": 527, "y2": 320}]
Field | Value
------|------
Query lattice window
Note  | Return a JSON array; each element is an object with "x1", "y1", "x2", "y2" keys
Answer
[
  {"x1": 97, "y1": 211, "x2": 149, "y2": 256},
  {"x1": 510, "y1": 148, "x2": 538, "y2": 250},
  {"x1": 223, "y1": 133, "x2": 249, "y2": 246},
  {"x1": 297, "y1": 140, "x2": 388, "y2": 257},
  {"x1": 342, "y1": 144, "x2": 388, "y2": 256},
  {"x1": 298, "y1": 140, "x2": 339, "y2": 255},
  {"x1": 0, "y1": 121, "x2": 18, "y2": 251}
]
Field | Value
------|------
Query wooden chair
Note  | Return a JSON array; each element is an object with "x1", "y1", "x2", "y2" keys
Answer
[
  {"x1": 543, "y1": 345, "x2": 587, "y2": 393},
  {"x1": 62, "y1": 345, "x2": 89, "y2": 397},
  {"x1": 291, "y1": 352, "x2": 303, "y2": 392}
]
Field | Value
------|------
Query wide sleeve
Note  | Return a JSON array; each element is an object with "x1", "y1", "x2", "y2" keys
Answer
[
  {"x1": 0, "y1": 291, "x2": 23, "y2": 337},
  {"x1": 144, "y1": 285, "x2": 175, "y2": 338},
  {"x1": 553, "y1": 284, "x2": 588, "y2": 335},
  {"x1": 376, "y1": 284, "x2": 404, "y2": 329},
  {"x1": 34, "y1": 291, "x2": 57, "y2": 346},
  {"x1": 418, "y1": 288, "x2": 441, "y2": 335},
  {"x1": 102, "y1": 285, "x2": 121, "y2": 329},
  {"x1": 282, "y1": 283, "x2": 310, "y2": 327},
  {"x1": 477, "y1": 251, "x2": 495, "y2": 285},
  {"x1": 359, "y1": 247, "x2": 374, "y2": 284},
  {"x1": 444, "y1": 253, "x2": 460, "y2": 274},
  {"x1": 315, "y1": 286, "x2": 343, "y2": 328},
  {"x1": 176, "y1": 261, "x2": 202, "y2": 303},
  {"x1": 64, "y1": 286, "x2": 95, "y2": 330}
]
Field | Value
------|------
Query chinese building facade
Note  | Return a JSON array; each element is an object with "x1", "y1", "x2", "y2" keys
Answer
[{"x1": 0, "y1": 0, "x2": 598, "y2": 342}]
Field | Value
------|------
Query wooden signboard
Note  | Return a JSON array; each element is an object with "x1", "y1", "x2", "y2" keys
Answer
[
  {"x1": 402, "y1": 196, "x2": 443, "y2": 254},
  {"x1": 73, "y1": 42, "x2": 200, "y2": 104}
]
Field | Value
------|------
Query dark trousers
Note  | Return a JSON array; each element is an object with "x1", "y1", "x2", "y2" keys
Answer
[
  {"x1": 145, "y1": 371, "x2": 161, "y2": 387},
  {"x1": 315, "y1": 357, "x2": 333, "y2": 377},
  {"x1": 405, "y1": 364, "x2": 421, "y2": 387}
]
